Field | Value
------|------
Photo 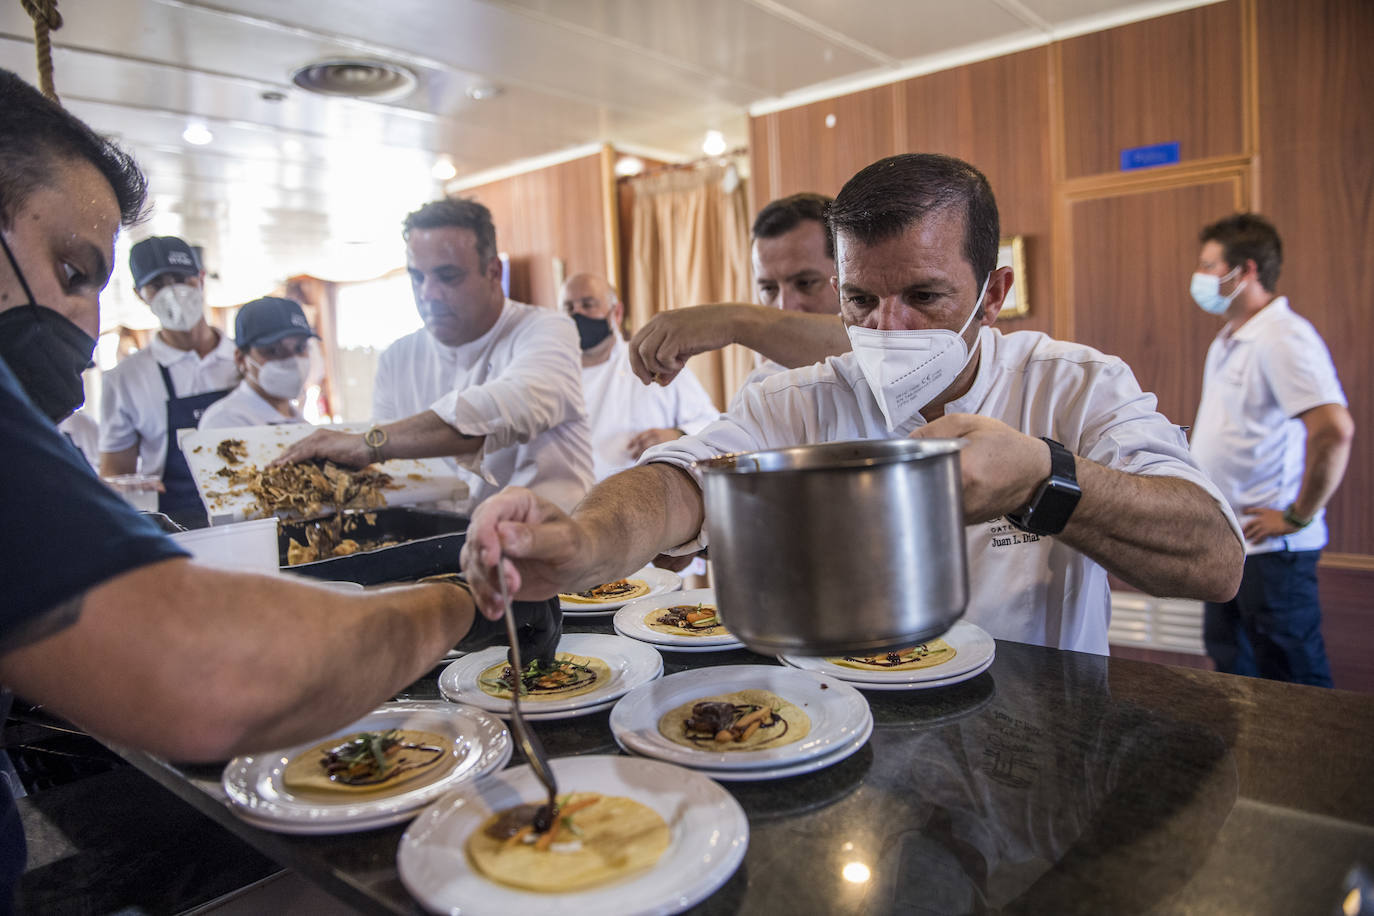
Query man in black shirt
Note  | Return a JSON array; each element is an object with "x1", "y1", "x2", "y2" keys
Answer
[{"x1": 0, "y1": 69, "x2": 545, "y2": 904}]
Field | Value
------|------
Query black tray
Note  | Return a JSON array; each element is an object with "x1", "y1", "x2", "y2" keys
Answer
[{"x1": 278, "y1": 507, "x2": 468, "y2": 585}]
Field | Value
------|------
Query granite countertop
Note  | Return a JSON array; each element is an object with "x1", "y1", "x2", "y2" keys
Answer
[{"x1": 113, "y1": 621, "x2": 1374, "y2": 915}]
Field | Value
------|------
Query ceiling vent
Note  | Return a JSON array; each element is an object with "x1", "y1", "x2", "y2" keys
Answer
[{"x1": 291, "y1": 59, "x2": 418, "y2": 100}]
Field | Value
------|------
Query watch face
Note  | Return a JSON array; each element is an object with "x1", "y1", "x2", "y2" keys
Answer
[{"x1": 1030, "y1": 478, "x2": 1081, "y2": 535}]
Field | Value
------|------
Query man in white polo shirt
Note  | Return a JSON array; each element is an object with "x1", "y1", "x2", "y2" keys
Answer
[
  {"x1": 460, "y1": 154, "x2": 1245, "y2": 654},
  {"x1": 1188, "y1": 213, "x2": 1354, "y2": 686},
  {"x1": 275, "y1": 198, "x2": 593, "y2": 514},
  {"x1": 560, "y1": 272, "x2": 718, "y2": 480},
  {"x1": 99, "y1": 236, "x2": 238, "y2": 528}
]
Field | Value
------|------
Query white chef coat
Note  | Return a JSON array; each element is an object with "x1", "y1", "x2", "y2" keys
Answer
[
  {"x1": 372, "y1": 299, "x2": 594, "y2": 513},
  {"x1": 642, "y1": 326, "x2": 1242, "y2": 655},
  {"x1": 728, "y1": 356, "x2": 787, "y2": 413},
  {"x1": 98, "y1": 331, "x2": 240, "y2": 478},
  {"x1": 582, "y1": 334, "x2": 720, "y2": 480},
  {"x1": 1190, "y1": 297, "x2": 1347, "y2": 555},
  {"x1": 198, "y1": 380, "x2": 307, "y2": 430}
]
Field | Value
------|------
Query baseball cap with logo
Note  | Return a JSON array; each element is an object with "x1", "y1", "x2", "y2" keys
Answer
[
  {"x1": 234, "y1": 297, "x2": 318, "y2": 350},
  {"x1": 129, "y1": 236, "x2": 202, "y2": 289}
]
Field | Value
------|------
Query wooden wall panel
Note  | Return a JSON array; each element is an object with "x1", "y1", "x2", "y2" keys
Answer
[
  {"x1": 463, "y1": 153, "x2": 609, "y2": 309},
  {"x1": 1255, "y1": 0, "x2": 1374, "y2": 556},
  {"x1": 762, "y1": 83, "x2": 900, "y2": 200},
  {"x1": 1058, "y1": 2, "x2": 1247, "y2": 179},
  {"x1": 1069, "y1": 181, "x2": 1242, "y2": 427},
  {"x1": 901, "y1": 47, "x2": 1054, "y2": 336}
]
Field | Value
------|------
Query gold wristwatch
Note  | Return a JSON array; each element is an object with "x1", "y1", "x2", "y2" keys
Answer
[{"x1": 363, "y1": 426, "x2": 388, "y2": 464}]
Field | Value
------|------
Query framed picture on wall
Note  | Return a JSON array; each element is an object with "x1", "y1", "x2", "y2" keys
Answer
[{"x1": 998, "y1": 236, "x2": 1028, "y2": 319}]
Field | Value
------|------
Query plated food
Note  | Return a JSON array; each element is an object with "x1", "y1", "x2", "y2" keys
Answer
[
  {"x1": 398, "y1": 755, "x2": 748, "y2": 914},
  {"x1": 558, "y1": 566, "x2": 682, "y2": 616},
  {"x1": 282, "y1": 728, "x2": 452, "y2": 797},
  {"x1": 830, "y1": 638, "x2": 956, "y2": 671},
  {"x1": 476, "y1": 653, "x2": 612, "y2": 702},
  {"x1": 466, "y1": 792, "x2": 671, "y2": 892},
  {"x1": 643, "y1": 602, "x2": 727, "y2": 637},
  {"x1": 438, "y1": 634, "x2": 664, "y2": 720},
  {"x1": 609, "y1": 665, "x2": 872, "y2": 779},
  {"x1": 613, "y1": 589, "x2": 744, "y2": 652},
  {"x1": 208, "y1": 457, "x2": 396, "y2": 519},
  {"x1": 778, "y1": 621, "x2": 997, "y2": 691},
  {"x1": 659, "y1": 689, "x2": 809, "y2": 752},
  {"x1": 222, "y1": 702, "x2": 511, "y2": 835},
  {"x1": 559, "y1": 579, "x2": 650, "y2": 604}
]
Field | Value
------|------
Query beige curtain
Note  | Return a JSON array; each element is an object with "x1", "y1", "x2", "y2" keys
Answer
[{"x1": 625, "y1": 162, "x2": 754, "y2": 410}]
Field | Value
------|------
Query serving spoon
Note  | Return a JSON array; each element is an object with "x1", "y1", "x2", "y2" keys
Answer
[{"x1": 497, "y1": 557, "x2": 559, "y2": 833}]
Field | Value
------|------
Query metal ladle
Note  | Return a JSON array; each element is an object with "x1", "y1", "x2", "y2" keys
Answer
[{"x1": 497, "y1": 559, "x2": 559, "y2": 833}]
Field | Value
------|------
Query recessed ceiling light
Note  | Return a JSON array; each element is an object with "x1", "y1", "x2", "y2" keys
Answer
[
  {"x1": 431, "y1": 154, "x2": 457, "y2": 181},
  {"x1": 182, "y1": 122, "x2": 213, "y2": 146},
  {"x1": 702, "y1": 130, "x2": 727, "y2": 157},
  {"x1": 260, "y1": 89, "x2": 287, "y2": 103},
  {"x1": 614, "y1": 156, "x2": 645, "y2": 177},
  {"x1": 466, "y1": 82, "x2": 503, "y2": 101},
  {"x1": 291, "y1": 59, "x2": 418, "y2": 100}
]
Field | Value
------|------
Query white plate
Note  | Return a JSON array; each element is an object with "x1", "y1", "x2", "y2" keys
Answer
[
  {"x1": 609, "y1": 664, "x2": 871, "y2": 771},
  {"x1": 221, "y1": 702, "x2": 511, "y2": 835},
  {"x1": 559, "y1": 566, "x2": 683, "y2": 615},
  {"x1": 616, "y1": 709, "x2": 873, "y2": 782},
  {"x1": 398, "y1": 755, "x2": 748, "y2": 915},
  {"x1": 438, "y1": 634, "x2": 663, "y2": 717},
  {"x1": 806, "y1": 652, "x2": 996, "y2": 692},
  {"x1": 777, "y1": 621, "x2": 997, "y2": 688},
  {"x1": 613, "y1": 588, "x2": 745, "y2": 650}
]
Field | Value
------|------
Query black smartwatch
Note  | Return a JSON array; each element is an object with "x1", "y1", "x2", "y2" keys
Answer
[{"x1": 1006, "y1": 438, "x2": 1081, "y2": 536}]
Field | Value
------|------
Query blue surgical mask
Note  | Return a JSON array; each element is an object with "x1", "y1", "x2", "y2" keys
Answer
[{"x1": 1190, "y1": 266, "x2": 1245, "y2": 316}]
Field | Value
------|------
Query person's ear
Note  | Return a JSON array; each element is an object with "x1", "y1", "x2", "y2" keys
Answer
[{"x1": 978, "y1": 266, "x2": 1015, "y2": 325}]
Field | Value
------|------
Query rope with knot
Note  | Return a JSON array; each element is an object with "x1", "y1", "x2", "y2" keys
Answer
[{"x1": 20, "y1": 0, "x2": 63, "y2": 103}]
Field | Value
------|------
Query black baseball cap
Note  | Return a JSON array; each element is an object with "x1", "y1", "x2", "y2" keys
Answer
[
  {"x1": 234, "y1": 297, "x2": 317, "y2": 349},
  {"x1": 129, "y1": 236, "x2": 201, "y2": 288}
]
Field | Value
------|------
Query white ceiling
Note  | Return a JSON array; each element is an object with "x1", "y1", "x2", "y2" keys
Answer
[{"x1": 0, "y1": 0, "x2": 1213, "y2": 329}]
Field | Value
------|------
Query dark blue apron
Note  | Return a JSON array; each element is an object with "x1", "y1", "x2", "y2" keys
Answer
[{"x1": 157, "y1": 363, "x2": 232, "y2": 530}]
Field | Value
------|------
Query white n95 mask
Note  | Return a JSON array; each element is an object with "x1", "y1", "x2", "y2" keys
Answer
[
  {"x1": 846, "y1": 274, "x2": 988, "y2": 432},
  {"x1": 149, "y1": 284, "x2": 205, "y2": 332},
  {"x1": 1189, "y1": 267, "x2": 1245, "y2": 316},
  {"x1": 249, "y1": 355, "x2": 309, "y2": 400}
]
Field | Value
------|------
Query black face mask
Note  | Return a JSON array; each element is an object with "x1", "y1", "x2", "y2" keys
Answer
[
  {"x1": 0, "y1": 230, "x2": 96, "y2": 423},
  {"x1": 571, "y1": 311, "x2": 614, "y2": 351}
]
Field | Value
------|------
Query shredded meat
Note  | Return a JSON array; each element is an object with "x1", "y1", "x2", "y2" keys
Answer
[{"x1": 683, "y1": 701, "x2": 739, "y2": 734}]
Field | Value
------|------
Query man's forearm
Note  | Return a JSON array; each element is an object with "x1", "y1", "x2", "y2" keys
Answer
[
  {"x1": 1059, "y1": 462, "x2": 1243, "y2": 601},
  {"x1": 569, "y1": 463, "x2": 705, "y2": 588},
  {"x1": 732, "y1": 306, "x2": 850, "y2": 369},
  {"x1": 0, "y1": 560, "x2": 474, "y2": 760},
  {"x1": 99, "y1": 446, "x2": 139, "y2": 477},
  {"x1": 380, "y1": 410, "x2": 484, "y2": 459},
  {"x1": 1292, "y1": 429, "x2": 1354, "y2": 520}
]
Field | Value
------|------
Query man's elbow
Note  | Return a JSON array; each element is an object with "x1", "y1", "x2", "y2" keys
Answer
[{"x1": 1191, "y1": 524, "x2": 1244, "y2": 603}]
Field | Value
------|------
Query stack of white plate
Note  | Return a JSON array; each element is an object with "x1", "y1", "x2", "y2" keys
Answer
[
  {"x1": 558, "y1": 565, "x2": 683, "y2": 617},
  {"x1": 437, "y1": 633, "x2": 663, "y2": 720},
  {"x1": 612, "y1": 588, "x2": 745, "y2": 653},
  {"x1": 222, "y1": 701, "x2": 511, "y2": 834},
  {"x1": 609, "y1": 665, "x2": 873, "y2": 782},
  {"x1": 398, "y1": 755, "x2": 748, "y2": 914},
  {"x1": 777, "y1": 620, "x2": 997, "y2": 690}
]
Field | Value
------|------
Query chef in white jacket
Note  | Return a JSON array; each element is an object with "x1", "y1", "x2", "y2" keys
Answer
[
  {"x1": 560, "y1": 273, "x2": 718, "y2": 480},
  {"x1": 460, "y1": 153, "x2": 1246, "y2": 654},
  {"x1": 276, "y1": 198, "x2": 593, "y2": 513}
]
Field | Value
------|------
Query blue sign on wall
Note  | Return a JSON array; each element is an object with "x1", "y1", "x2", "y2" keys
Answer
[{"x1": 1120, "y1": 142, "x2": 1181, "y2": 171}]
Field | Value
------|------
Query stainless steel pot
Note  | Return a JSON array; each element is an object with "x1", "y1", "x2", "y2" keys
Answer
[{"x1": 695, "y1": 438, "x2": 967, "y2": 656}]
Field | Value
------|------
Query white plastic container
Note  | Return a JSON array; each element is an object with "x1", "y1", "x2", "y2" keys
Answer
[{"x1": 170, "y1": 518, "x2": 280, "y2": 573}]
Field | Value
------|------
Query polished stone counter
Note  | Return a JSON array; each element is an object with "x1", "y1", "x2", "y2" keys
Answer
[{"x1": 114, "y1": 624, "x2": 1374, "y2": 915}]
